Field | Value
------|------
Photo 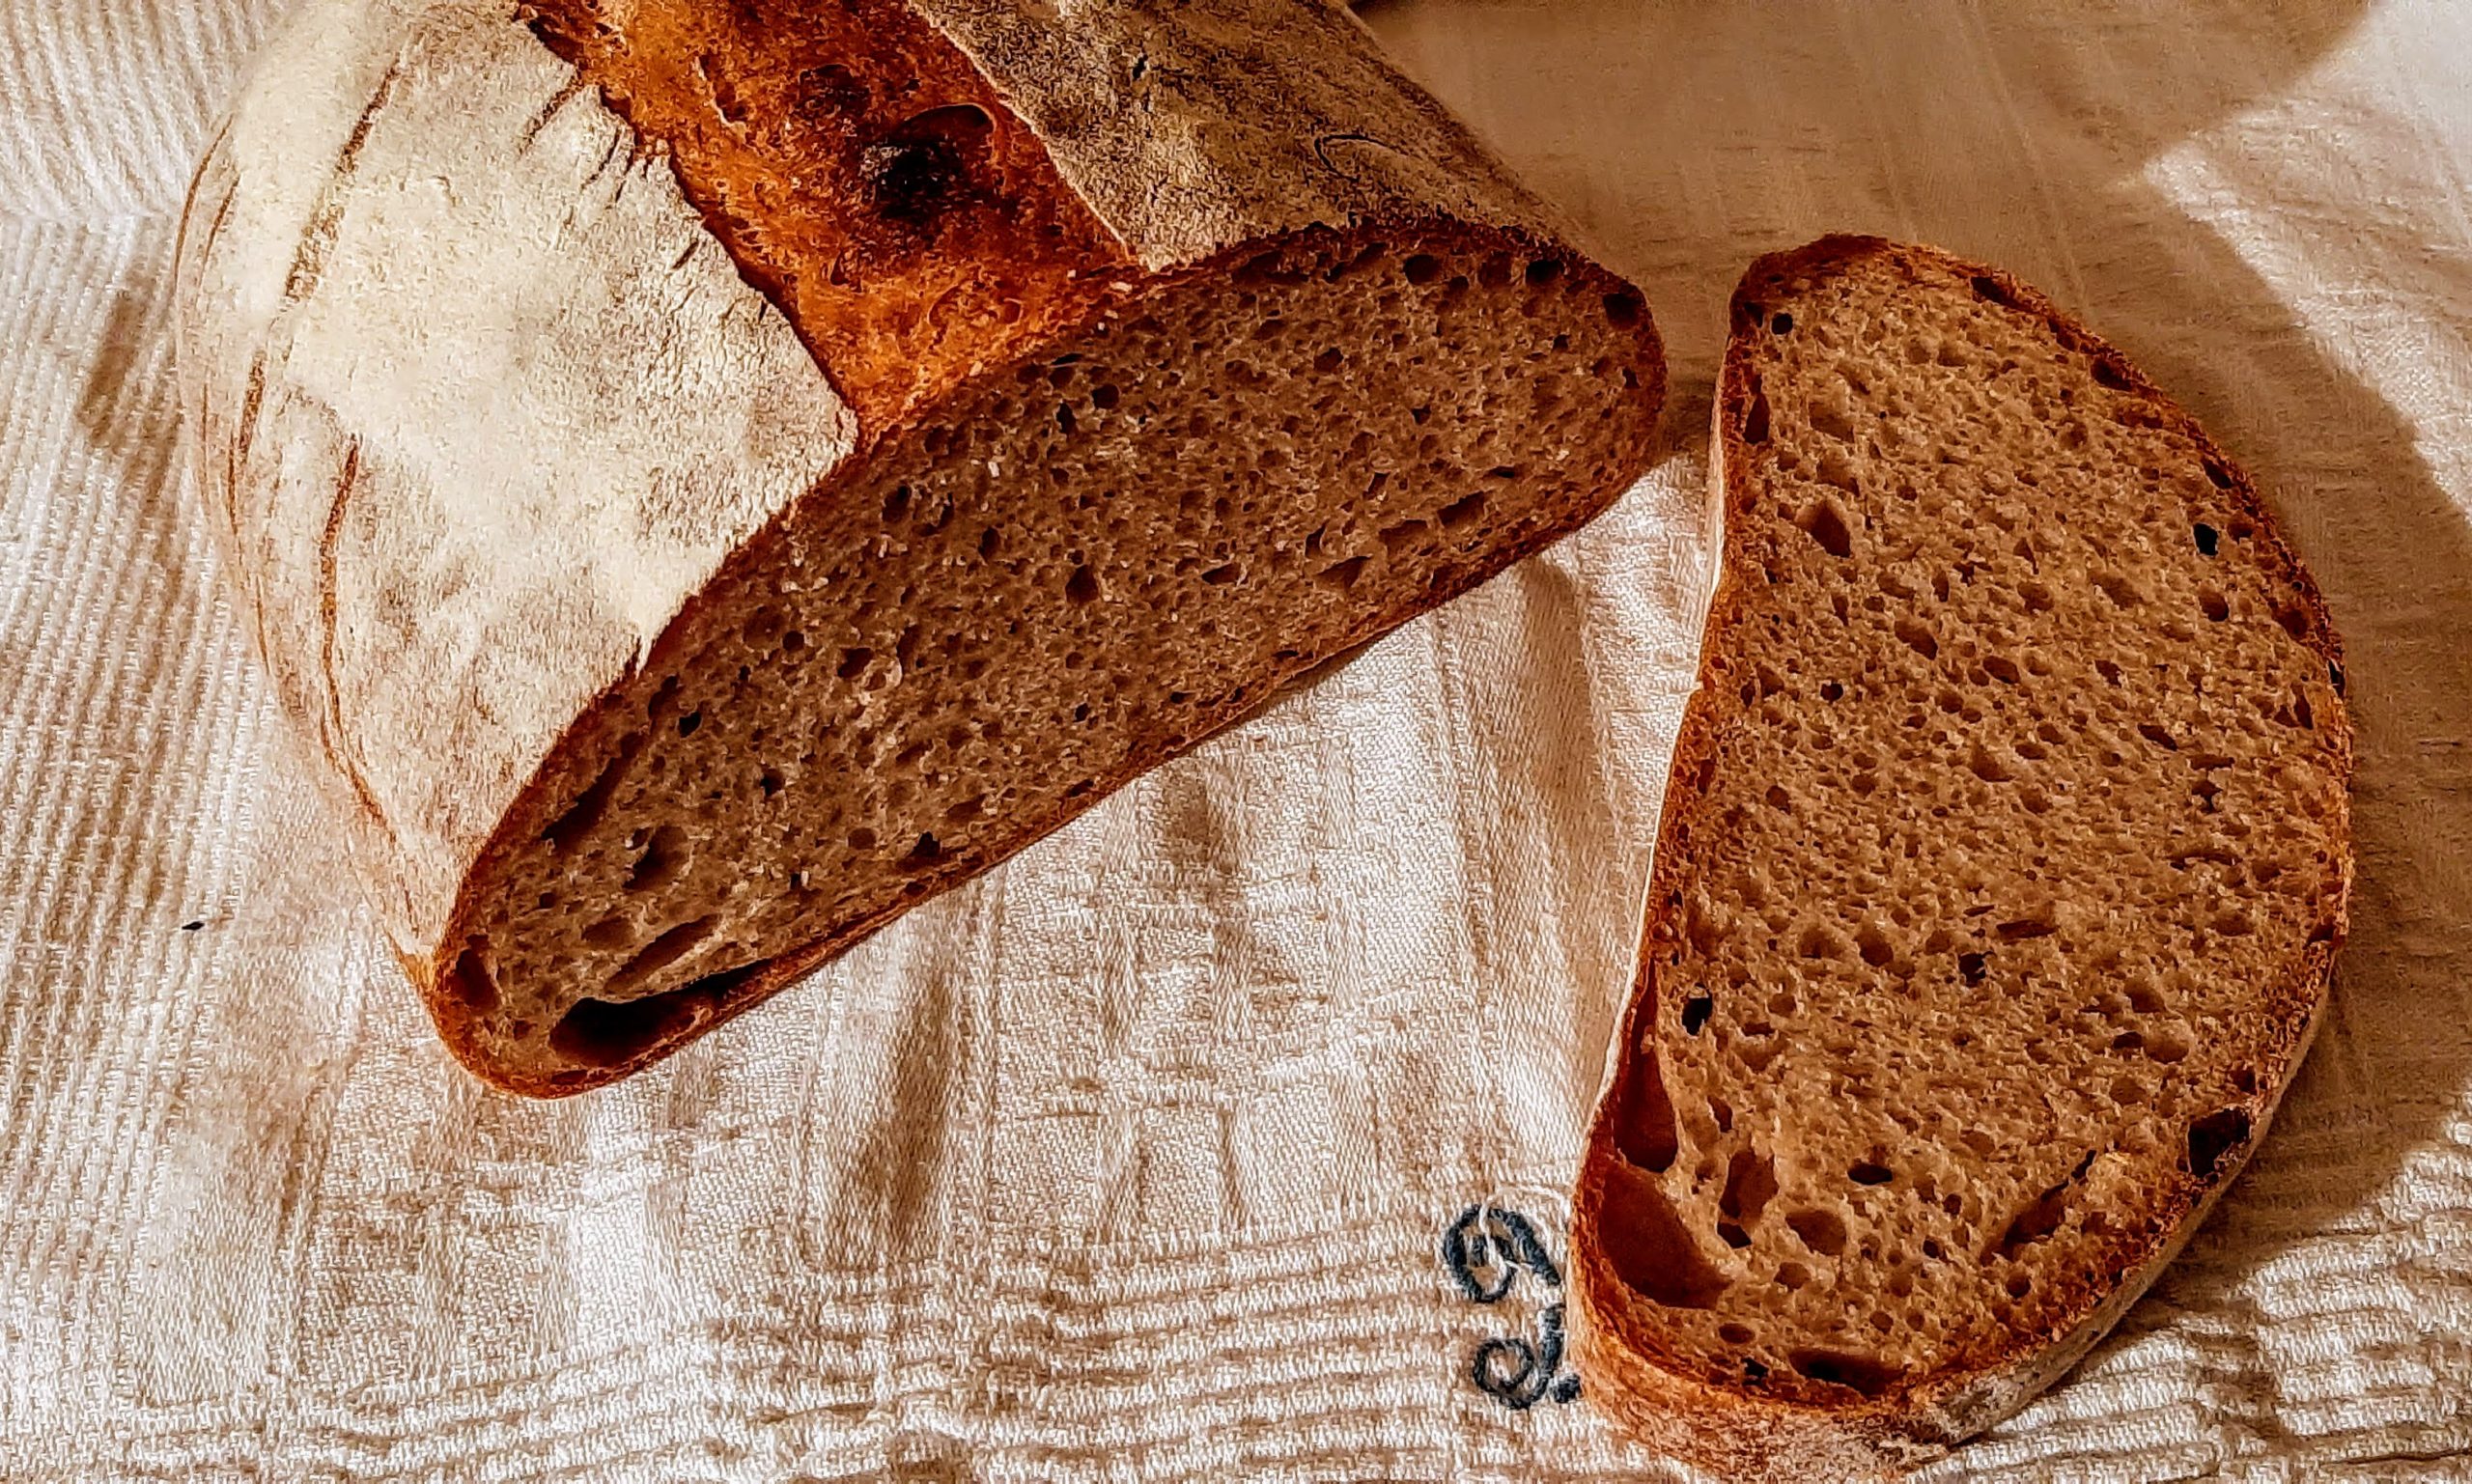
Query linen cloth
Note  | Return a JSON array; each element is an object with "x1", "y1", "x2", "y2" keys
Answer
[{"x1": 4, "y1": 0, "x2": 2470, "y2": 1476}]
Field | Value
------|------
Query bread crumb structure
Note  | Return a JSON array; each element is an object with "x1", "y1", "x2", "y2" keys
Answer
[
  {"x1": 1573, "y1": 238, "x2": 2350, "y2": 1481},
  {"x1": 477, "y1": 234, "x2": 1653, "y2": 1090}
]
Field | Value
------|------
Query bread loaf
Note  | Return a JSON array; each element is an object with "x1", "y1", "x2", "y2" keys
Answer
[
  {"x1": 173, "y1": 0, "x2": 1663, "y2": 1094},
  {"x1": 1570, "y1": 238, "x2": 2350, "y2": 1479}
]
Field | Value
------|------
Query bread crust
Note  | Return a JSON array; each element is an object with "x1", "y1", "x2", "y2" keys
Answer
[
  {"x1": 179, "y1": 0, "x2": 1665, "y2": 1093},
  {"x1": 1570, "y1": 237, "x2": 2351, "y2": 1481}
]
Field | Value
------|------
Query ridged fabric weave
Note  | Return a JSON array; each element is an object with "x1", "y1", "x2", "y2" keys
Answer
[{"x1": 3, "y1": 2, "x2": 2469, "y2": 1478}]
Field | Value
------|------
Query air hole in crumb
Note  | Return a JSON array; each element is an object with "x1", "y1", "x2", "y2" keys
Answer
[
  {"x1": 1958, "y1": 952, "x2": 1989, "y2": 985},
  {"x1": 1439, "y1": 491, "x2": 1487, "y2": 528},
  {"x1": 1525, "y1": 258, "x2": 1563, "y2": 287},
  {"x1": 1681, "y1": 994, "x2": 1713, "y2": 1036},
  {"x1": 444, "y1": 939, "x2": 499, "y2": 1012},
  {"x1": 2275, "y1": 603, "x2": 2312, "y2": 641},
  {"x1": 1380, "y1": 519, "x2": 1428, "y2": 552},
  {"x1": 1402, "y1": 253, "x2": 1443, "y2": 286},
  {"x1": 883, "y1": 485, "x2": 911, "y2": 522},
  {"x1": 1066, "y1": 566, "x2": 1100, "y2": 603},
  {"x1": 676, "y1": 710, "x2": 701, "y2": 738},
  {"x1": 1997, "y1": 1170, "x2": 2079, "y2": 1256},
  {"x1": 2186, "y1": 1107, "x2": 2252, "y2": 1180},
  {"x1": 1789, "y1": 1349, "x2": 1898, "y2": 1397},
  {"x1": 2096, "y1": 659, "x2": 2123, "y2": 686},
  {"x1": 1996, "y1": 911, "x2": 2057, "y2": 941},
  {"x1": 1742, "y1": 379, "x2": 1771, "y2": 444},
  {"x1": 1849, "y1": 1162, "x2": 1894, "y2": 1186},
  {"x1": 1313, "y1": 347, "x2": 1344, "y2": 375},
  {"x1": 2007, "y1": 1274, "x2": 2033, "y2": 1299},
  {"x1": 1971, "y1": 274, "x2": 2015, "y2": 308},
  {"x1": 1597, "y1": 1162, "x2": 1727, "y2": 1307},
  {"x1": 1984, "y1": 656, "x2": 2020, "y2": 685},
  {"x1": 906, "y1": 832, "x2": 941, "y2": 867},
  {"x1": 1776, "y1": 1263, "x2": 1811, "y2": 1291},
  {"x1": 1857, "y1": 926, "x2": 1895, "y2": 967},
  {"x1": 1720, "y1": 1148, "x2": 1779, "y2": 1227},
  {"x1": 604, "y1": 915, "x2": 716, "y2": 997},
  {"x1": 1604, "y1": 291, "x2": 1644, "y2": 327},
  {"x1": 838, "y1": 647, "x2": 872, "y2": 680},
  {"x1": 847, "y1": 826, "x2": 878, "y2": 851},
  {"x1": 1202, "y1": 562, "x2": 1242, "y2": 586},
  {"x1": 1613, "y1": 1050, "x2": 1678, "y2": 1174},
  {"x1": 1797, "y1": 500, "x2": 1853, "y2": 558},
  {"x1": 626, "y1": 825, "x2": 689, "y2": 892},
  {"x1": 549, "y1": 955, "x2": 768, "y2": 1070},
  {"x1": 1770, "y1": 312, "x2": 1793, "y2": 334},
  {"x1": 546, "y1": 732, "x2": 645, "y2": 851},
  {"x1": 759, "y1": 768, "x2": 784, "y2": 798},
  {"x1": 1719, "y1": 1323, "x2": 1755, "y2": 1346},
  {"x1": 2092, "y1": 358, "x2": 2133, "y2": 391},
  {"x1": 1316, "y1": 555, "x2": 1369, "y2": 589},
  {"x1": 1820, "y1": 681, "x2": 1844, "y2": 702},
  {"x1": 2194, "y1": 522, "x2": 2220, "y2": 556},
  {"x1": 1894, "y1": 617, "x2": 1937, "y2": 658},
  {"x1": 1785, "y1": 1208, "x2": 1846, "y2": 1257},
  {"x1": 2094, "y1": 572, "x2": 2144, "y2": 608},
  {"x1": 2204, "y1": 459, "x2": 2233, "y2": 489},
  {"x1": 2200, "y1": 589, "x2": 2230, "y2": 622},
  {"x1": 741, "y1": 605, "x2": 785, "y2": 648},
  {"x1": 583, "y1": 916, "x2": 632, "y2": 949},
  {"x1": 2138, "y1": 722, "x2": 2178, "y2": 751}
]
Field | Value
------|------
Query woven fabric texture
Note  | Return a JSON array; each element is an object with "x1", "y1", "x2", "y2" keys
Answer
[{"x1": 3, "y1": 2, "x2": 2469, "y2": 1478}]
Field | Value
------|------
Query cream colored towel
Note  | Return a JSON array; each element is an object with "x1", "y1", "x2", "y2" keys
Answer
[{"x1": 3, "y1": 2, "x2": 2469, "y2": 1477}]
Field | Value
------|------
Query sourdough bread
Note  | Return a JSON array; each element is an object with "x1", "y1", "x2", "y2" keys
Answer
[
  {"x1": 175, "y1": 0, "x2": 1665, "y2": 1094},
  {"x1": 1571, "y1": 238, "x2": 2351, "y2": 1479}
]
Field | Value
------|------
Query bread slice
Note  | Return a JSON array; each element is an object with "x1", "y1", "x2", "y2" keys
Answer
[
  {"x1": 1570, "y1": 238, "x2": 2351, "y2": 1479},
  {"x1": 177, "y1": 0, "x2": 1663, "y2": 1094}
]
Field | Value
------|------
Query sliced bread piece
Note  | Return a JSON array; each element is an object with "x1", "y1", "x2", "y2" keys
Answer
[
  {"x1": 178, "y1": 0, "x2": 1664, "y2": 1094},
  {"x1": 1570, "y1": 237, "x2": 2352, "y2": 1480}
]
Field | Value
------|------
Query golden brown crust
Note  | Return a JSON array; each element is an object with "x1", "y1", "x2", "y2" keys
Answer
[
  {"x1": 1570, "y1": 236, "x2": 2351, "y2": 1480},
  {"x1": 520, "y1": 0, "x2": 1137, "y2": 430}
]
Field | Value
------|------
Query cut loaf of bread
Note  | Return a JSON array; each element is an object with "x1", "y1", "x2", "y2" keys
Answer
[
  {"x1": 176, "y1": 0, "x2": 1664, "y2": 1094},
  {"x1": 1570, "y1": 238, "x2": 2351, "y2": 1479}
]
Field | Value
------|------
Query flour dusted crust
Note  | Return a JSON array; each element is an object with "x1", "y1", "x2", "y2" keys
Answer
[
  {"x1": 178, "y1": 0, "x2": 1665, "y2": 1091},
  {"x1": 1570, "y1": 238, "x2": 2349, "y2": 1480},
  {"x1": 176, "y1": 0, "x2": 860, "y2": 947}
]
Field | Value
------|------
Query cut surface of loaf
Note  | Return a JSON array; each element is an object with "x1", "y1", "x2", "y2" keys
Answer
[
  {"x1": 178, "y1": 0, "x2": 1663, "y2": 1094},
  {"x1": 1571, "y1": 238, "x2": 2351, "y2": 1480},
  {"x1": 464, "y1": 227, "x2": 1654, "y2": 1091}
]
